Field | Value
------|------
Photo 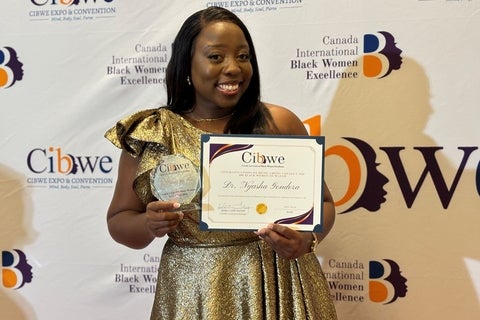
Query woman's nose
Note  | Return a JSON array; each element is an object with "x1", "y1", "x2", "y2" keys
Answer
[{"x1": 223, "y1": 57, "x2": 241, "y2": 74}]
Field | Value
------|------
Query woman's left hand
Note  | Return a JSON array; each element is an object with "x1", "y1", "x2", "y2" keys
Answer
[{"x1": 255, "y1": 224, "x2": 313, "y2": 259}]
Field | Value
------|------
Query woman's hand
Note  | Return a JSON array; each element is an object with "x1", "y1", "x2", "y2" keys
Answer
[
  {"x1": 145, "y1": 201, "x2": 184, "y2": 238},
  {"x1": 255, "y1": 224, "x2": 313, "y2": 259}
]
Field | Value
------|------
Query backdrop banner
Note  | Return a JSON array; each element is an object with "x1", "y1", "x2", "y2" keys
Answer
[{"x1": 1, "y1": 1, "x2": 479, "y2": 319}]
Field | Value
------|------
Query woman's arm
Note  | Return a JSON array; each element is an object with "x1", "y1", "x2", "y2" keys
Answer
[
  {"x1": 106, "y1": 150, "x2": 183, "y2": 249},
  {"x1": 255, "y1": 103, "x2": 336, "y2": 258}
]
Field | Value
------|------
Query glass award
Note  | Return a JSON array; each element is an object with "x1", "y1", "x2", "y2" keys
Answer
[{"x1": 150, "y1": 154, "x2": 200, "y2": 211}]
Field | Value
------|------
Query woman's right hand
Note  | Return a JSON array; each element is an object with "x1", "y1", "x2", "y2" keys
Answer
[{"x1": 145, "y1": 201, "x2": 184, "y2": 238}]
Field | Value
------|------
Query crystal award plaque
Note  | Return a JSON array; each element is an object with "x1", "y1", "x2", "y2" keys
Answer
[{"x1": 150, "y1": 154, "x2": 200, "y2": 211}]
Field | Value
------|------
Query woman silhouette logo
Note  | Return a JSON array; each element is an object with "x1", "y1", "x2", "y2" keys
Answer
[
  {"x1": 363, "y1": 31, "x2": 403, "y2": 78},
  {"x1": 0, "y1": 47, "x2": 24, "y2": 88}
]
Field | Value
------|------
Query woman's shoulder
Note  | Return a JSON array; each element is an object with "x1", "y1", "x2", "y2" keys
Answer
[
  {"x1": 263, "y1": 102, "x2": 308, "y2": 135},
  {"x1": 104, "y1": 107, "x2": 182, "y2": 154}
]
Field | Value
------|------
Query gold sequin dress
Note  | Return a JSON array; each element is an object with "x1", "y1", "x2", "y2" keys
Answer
[{"x1": 105, "y1": 108, "x2": 337, "y2": 320}]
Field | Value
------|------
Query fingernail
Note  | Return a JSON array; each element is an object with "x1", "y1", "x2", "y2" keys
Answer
[{"x1": 173, "y1": 202, "x2": 181, "y2": 208}]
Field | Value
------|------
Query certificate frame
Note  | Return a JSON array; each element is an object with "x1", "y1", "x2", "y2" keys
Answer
[{"x1": 199, "y1": 134, "x2": 325, "y2": 232}]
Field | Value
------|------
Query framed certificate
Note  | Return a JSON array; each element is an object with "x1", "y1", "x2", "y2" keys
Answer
[{"x1": 199, "y1": 134, "x2": 325, "y2": 232}]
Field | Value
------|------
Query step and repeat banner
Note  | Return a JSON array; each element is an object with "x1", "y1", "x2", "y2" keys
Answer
[{"x1": 1, "y1": 1, "x2": 479, "y2": 319}]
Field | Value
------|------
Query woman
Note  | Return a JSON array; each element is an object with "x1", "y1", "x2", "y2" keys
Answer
[{"x1": 105, "y1": 6, "x2": 337, "y2": 320}]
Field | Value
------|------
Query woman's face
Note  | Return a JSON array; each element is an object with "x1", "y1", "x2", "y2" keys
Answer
[{"x1": 190, "y1": 21, "x2": 253, "y2": 112}]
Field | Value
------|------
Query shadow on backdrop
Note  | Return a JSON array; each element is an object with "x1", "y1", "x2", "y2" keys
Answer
[
  {"x1": 0, "y1": 164, "x2": 37, "y2": 320},
  {"x1": 321, "y1": 56, "x2": 479, "y2": 316}
]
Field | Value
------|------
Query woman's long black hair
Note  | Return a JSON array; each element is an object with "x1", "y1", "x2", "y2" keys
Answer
[{"x1": 165, "y1": 6, "x2": 272, "y2": 134}]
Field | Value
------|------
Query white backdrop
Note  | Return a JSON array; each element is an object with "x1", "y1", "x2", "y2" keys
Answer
[{"x1": 1, "y1": 1, "x2": 479, "y2": 319}]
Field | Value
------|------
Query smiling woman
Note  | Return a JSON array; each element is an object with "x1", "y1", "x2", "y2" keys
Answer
[
  {"x1": 189, "y1": 20, "x2": 252, "y2": 112},
  {"x1": 104, "y1": 6, "x2": 337, "y2": 320}
]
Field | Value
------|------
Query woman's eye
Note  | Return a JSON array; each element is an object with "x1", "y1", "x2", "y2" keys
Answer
[
  {"x1": 208, "y1": 54, "x2": 222, "y2": 61},
  {"x1": 238, "y1": 53, "x2": 250, "y2": 61}
]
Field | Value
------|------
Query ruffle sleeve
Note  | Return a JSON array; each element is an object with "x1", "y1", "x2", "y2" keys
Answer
[
  {"x1": 105, "y1": 107, "x2": 175, "y2": 204},
  {"x1": 104, "y1": 108, "x2": 167, "y2": 158}
]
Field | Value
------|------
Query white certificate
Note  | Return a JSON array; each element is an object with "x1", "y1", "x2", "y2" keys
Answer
[{"x1": 199, "y1": 134, "x2": 325, "y2": 232}]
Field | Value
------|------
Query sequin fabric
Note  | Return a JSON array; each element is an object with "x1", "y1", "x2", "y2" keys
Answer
[{"x1": 105, "y1": 108, "x2": 337, "y2": 320}]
